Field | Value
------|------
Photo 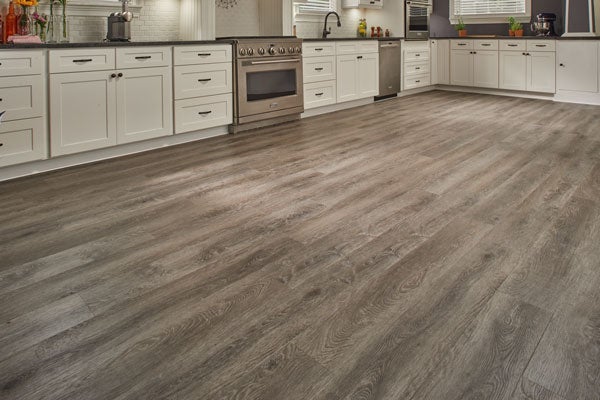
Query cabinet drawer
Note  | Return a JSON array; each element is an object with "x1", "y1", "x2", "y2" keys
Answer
[
  {"x1": 0, "y1": 75, "x2": 44, "y2": 121},
  {"x1": 174, "y1": 63, "x2": 232, "y2": 99},
  {"x1": 303, "y1": 56, "x2": 336, "y2": 83},
  {"x1": 527, "y1": 40, "x2": 555, "y2": 52},
  {"x1": 0, "y1": 117, "x2": 46, "y2": 167},
  {"x1": 336, "y1": 41, "x2": 377, "y2": 55},
  {"x1": 404, "y1": 61, "x2": 430, "y2": 76},
  {"x1": 404, "y1": 74, "x2": 430, "y2": 90},
  {"x1": 175, "y1": 93, "x2": 232, "y2": 134},
  {"x1": 475, "y1": 40, "x2": 498, "y2": 50},
  {"x1": 174, "y1": 45, "x2": 232, "y2": 66},
  {"x1": 451, "y1": 40, "x2": 474, "y2": 50},
  {"x1": 0, "y1": 50, "x2": 44, "y2": 77},
  {"x1": 302, "y1": 42, "x2": 336, "y2": 57},
  {"x1": 304, "y1": 80, "x2": 336, "y2": 109},
  {"x1": 404, "y1": 49, "x2": 430, "y2": 63},
  {"x1": 49, "y1": 49, "x2": 116, "y2": 73},
  {"x1": 500, "y1": 41, "x2": 526, "y2": 51},
  {"x1": 116, "y1": 47, "x2": 172, "y2": 69}
]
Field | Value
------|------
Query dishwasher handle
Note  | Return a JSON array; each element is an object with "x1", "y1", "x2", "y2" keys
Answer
[{"x1": 380, "y1": 43, "x2": 400, "y2": 48}]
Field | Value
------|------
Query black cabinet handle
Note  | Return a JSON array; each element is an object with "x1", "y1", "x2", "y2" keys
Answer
[
  {"x1": 481, "y1": 43, "x2": 491, "y2": 46},
  {"x1": 315, "y1": 67, "x2": 324, "y2": 71},
  {"x1": 415, "y1": 67, "x2": 421, "y2": 70},
  {"x1": 0, "y1": 98, "x2": 3, "y2": 101},
  {"x1": 458, "y1": 43, "x2": 466, "y2": 46},
  {"x1": 315, "y1": 48, "x2": 323, "y2": 51},
  {"x1": 117, "y1": 72, "x2": 123, "y2": 77},
  {"x1": 415, "y1": 80, "x2": 421, "y2": 83},
  {"x1": 522, "y1": 52, "x2": 526, "y2": 55},
  {"x1": 110, "y1": 73, "x2": 117, "y2": 78},
  {"x1": 535, "y1": 44, "x2": 546, "y2": 47},
  {"x1": 0, "y1": 143, "x2": 3, "y2": 147},
  {"x1": 198, "y1": 111, "x2": 212, "y2": 115},
  {"x1": 198, "y1": 53, "x2": 212, "y2": 56},
  {"x1": 73, "y1": 59, "x2": 93, "y2": 63},
  {"x1": 197, "y1": 78, "x2": 212, "y2": 82},
  {"x1": 559, "y1": 63, "x2": 565, "y2": 67},
  {"x1": 357, "y1": 56, "x2": 363, "y2": 59},
  {"x1": 135, "y1": 56, "x2": 152, "y2": 60},
  {"x1": 508, "y1": 44, "x2": 518, "y2": 47},
  {"x1": 315, "y1": 92, "x2": 324, "y2": 96}
]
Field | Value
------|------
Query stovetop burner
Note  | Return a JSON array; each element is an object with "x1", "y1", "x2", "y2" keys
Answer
[{"x1": 219, "y1": 36, "x2": 303, "y2": 59}]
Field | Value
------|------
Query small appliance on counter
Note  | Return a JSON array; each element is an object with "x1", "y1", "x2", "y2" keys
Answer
[
  {"x1": 107, "y1": 0, "x2": 133, "y2": 42},
  {"x1": 531, "y1": 13, "x2": 558, "y2": 36}
]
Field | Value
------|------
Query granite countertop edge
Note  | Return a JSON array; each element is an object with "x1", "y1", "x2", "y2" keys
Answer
[
  {"x1": 0, "y1": 39, "x2": 235, "y2": 49},
  {"x1": 430, "y1": 35, "x2": 600, "y2": 40}
]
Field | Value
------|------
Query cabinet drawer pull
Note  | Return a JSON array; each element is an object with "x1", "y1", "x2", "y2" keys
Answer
[
  {"x1": 415, "y1": 80, "x2": 421, "y2": 83},
  {"x1": 315, "y1": 92, "x2": 324, "y2": 96},
  {"x1": 481, "y1": 43, "x2": 491, "y2": 46},
  {"x1": 135, "y1": 56, "x2": 152, "y2": 60},
  {"x1": 457, "y1": 43, "x2": 466, "y2": 46},
  {"x1": 415, "y1": 53, "x2": 421, "y2": 56},
  {"x1": 415, "y1": 67, "x2": 421, "y2": 70},
  {"x1": 198, "y1": 111, "x2": 212, "y2": 115},
  {"x1": 508, "y1": 44, "x2": 518, "y2": 47},
  {"x1": 73, "y1": 59, "x2": 93, "y2": 63},
  {"x1": 197, "y1": 53, "x2": 212, "y2": 56},
  {"x1": 315, "y1": 48, "x2": 324, "y2": 51},
  {"x1": 357, "y1": 56, "x2": 363, "y2": 59},
  {"x1": 315, "y1": 67, "x2": 324, "y2": 71},
  {"x1": 197, "y1": 78, "x2": 212, "y2": 82},
  {"x1": 560, "y1": 63, "x2": 565, "y2": 67},
  {"x1": 0, "y1": 98, "x2": 3, "y2": 101},
  {"x1": 535, "y1": 44, "x2": 546, "y2": 47},
  {"x1": 0, "y1": 143, "x2": 3, "y2": 147}
]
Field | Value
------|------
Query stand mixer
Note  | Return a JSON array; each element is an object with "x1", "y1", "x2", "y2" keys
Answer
[
  {"x1": 531, "y1": 13, "x2": 558, "y2": 36},
  {"x1": 107, "y1": 0, "x2": 133, "y2": 42}
]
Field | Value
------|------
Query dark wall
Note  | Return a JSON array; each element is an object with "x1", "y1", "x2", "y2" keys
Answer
[{"x1": 430, "y1": 0, "x2": 589, "y2": 37}]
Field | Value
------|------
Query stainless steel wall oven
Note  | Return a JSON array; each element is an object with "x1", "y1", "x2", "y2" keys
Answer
[{"x1": 405, "y1": 0, "x2": 432, "y2": 40}]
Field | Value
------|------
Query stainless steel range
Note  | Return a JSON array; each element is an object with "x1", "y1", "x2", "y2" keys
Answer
[{"x1": 221, "y1": 37, "x2": 304, "y2": 133}]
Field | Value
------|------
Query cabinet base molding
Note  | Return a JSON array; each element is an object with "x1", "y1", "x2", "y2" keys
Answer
[
  {"x1": 554, "y1": 90, "x2": 600, "y2": 106},
  {"x1": 436, "y1": 85, "x2": 555, "y2": 101},
  {"x1": 301, "y1": 97, "x2": 374, "y2": 118},
  {"x1": 0, "y1": 125, "x2": 228, "y2": 183}
]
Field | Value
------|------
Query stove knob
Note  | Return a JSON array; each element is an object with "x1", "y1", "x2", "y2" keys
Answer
[
  {"x1": 295, "y1": 46, "x2": 301, "y2": 54},
  {"x1": 258, "y1": 47, "x2": 265, "y2": 55},
  {"x1": 288, "y1": 47, "x2": 294, "y2": 53},
  {"x1": 279, "y1": 47, "x2": 285, "y2": 54},
  {"x1": 247, "y1": 48, "x2": 254, "y2": 56},
  {"x1": 268, "y1": 47, "x2": 276, "y2": 55},
  {"x1": 239, "y1": 48, "x2": 246, "y2": 56}
]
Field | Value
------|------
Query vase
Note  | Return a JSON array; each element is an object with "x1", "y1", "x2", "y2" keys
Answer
[
  {"x1": 17, "y1": 6, "x2": 32, "y2": 36},
  {"x1": 59, "y1": 3, "x2": 70, "y2": 43}
]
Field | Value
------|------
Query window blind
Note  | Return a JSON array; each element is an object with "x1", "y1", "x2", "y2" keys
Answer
[
  {"x1": 454, "y1": 0, "x2": 526, "y2": 16},
  {"x1": 298, "y1": 0, "x2": 335, "y2": 14}
]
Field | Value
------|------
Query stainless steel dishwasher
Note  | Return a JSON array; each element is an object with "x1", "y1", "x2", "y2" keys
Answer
[{"x1": 377, "y1": 40, "x2": 401, "y2": 100}]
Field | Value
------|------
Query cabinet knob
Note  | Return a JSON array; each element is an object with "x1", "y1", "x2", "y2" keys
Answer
[
  {"x1": 0, "y1": 143, "x2": 3, "y2": 147},
  {"x1": 110, "y1": 73, "x2": 117, "y2": 78},
  {"x1": 117, "y1": 73, "x2": 123, "y2": 77},
  {"x1": 559, "y1": 63, "x2": 565, "y2": 67}
]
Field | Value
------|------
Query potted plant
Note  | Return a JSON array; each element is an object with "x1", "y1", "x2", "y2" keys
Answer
[
  {"x1": 509, "y1": 17, "x2": 524, "y2": 37},
  {"x1": 455, "y1": 17, "x2": 467, "y2": 37},
  {"x1": 508, "y1": 17, "x2": 516, "y2": 36}
]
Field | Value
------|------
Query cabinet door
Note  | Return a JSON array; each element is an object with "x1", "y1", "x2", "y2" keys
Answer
[
  {"x1": 436, "y1": 40, "x2": 450, "y2": 85},
  {"x1": 527, "y1": 52, "x2": 556, "y2": 93},
  {"x1": 50, "y1": 70, "x2": 117, "y2": 156},
  {"x1": 499, "y1": 51, "x2": 527, "y2": 91},
  {"x1": 116, "y1": 66, "x2": 173, "y2": 144},
  {"x1": 450, "y1": 50, "x2": 473, "y2": 86},
  {"x1": 473, "y1": 51, "x2": 499, "y2": 88},
  {"x1": 430, "y1": 40, "x2": 438, "y2": 85},
  {"x1": 556, "y1": 41, "x2": 598, "y2": 92},
  {"x1": 358, "y1": 53, "x2": 379, "y2": 98},
  {"x1": 337, "y1": 54, "x2": 359, "y2": 103}
]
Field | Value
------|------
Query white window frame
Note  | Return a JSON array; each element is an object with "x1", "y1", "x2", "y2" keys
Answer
[
  {"x1": 294, "y1": 0, "x2": 338, "y2": 23},
  {"x1": 449, "y1": 0, "x2": 531, "y2": 24},
  {"x1": 37, "y1": 0, "x2": 142, "y2": 17}
]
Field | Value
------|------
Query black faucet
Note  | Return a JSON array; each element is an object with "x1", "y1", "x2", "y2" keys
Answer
[{"x1": 322, "y1": 11, "x2": 342, "y2": 38}]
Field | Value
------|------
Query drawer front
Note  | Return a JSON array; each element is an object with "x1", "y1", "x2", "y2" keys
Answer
[
  {"x1": 304, "y1": 80, "x2": 336, "y2": 109},
  {"x1": 475, "y1": 40, "x2": 499, "y2": 50},
  {"x1": 404, "y1": 49, "x2": 430, "y2": 63},
  {"x1": 0, "y1": 50, "x2": 43, "y2": 76},
  {"x1": 175, "y1": 93, "x2": 232, "y2": 134},
  {"x1": 174, "y1": 63, "x2": 232, "y2": 100},
  {"x1": 0, "y1": 75, "x2": 44, "y2": 121},
  {"x1": 302, "y1": 42, "x2": 336, "y2": 57},
  {"x1": 303, "y1": 56, "x2": 336, "y2": 83},
  {"x1": 116, "y1": 47, "x2": 172, "y2": 69},
  {"x1": 336, "y1": 41, "x2": 376, "y2": 55},
  {"x1": 500, "y1": 40, "x2": 526, "y2": 51},
  {"x1": 404, "y1": 61, "x2": 430, "y2": 77},
  {"x1": 49, "y1": 49, "x2": 116, "y2": 73},
  {"x1": 451, "y1": 40, "x2": 474, "y2": 50},
  {"x1": 404, "y1": 74, "x2": 430, "y2": 90},
  {"x1": 174, "y1": 45, "x2": 232, "y2": 66},
  {"x1": 0, "y1": 117, "x2": 46, "y2": 167},
  {"x1": 527, "y1": 40, "x2": 556, "y2": 52}
]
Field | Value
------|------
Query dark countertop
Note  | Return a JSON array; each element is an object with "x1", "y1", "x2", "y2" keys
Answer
[
  {"x1": 302, "y1": 37, "x2": 403, "y2": 42},
  {"x1": 430, "y1": 35, "x2": 600, "y2": 40},
  {"x1": 0, "y1": 39, "x2": 234, "y2": 49}
]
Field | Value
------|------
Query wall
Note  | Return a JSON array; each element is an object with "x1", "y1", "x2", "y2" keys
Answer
[{"x1": 215, "y1": 0, "x2": 260, "y2": 37}]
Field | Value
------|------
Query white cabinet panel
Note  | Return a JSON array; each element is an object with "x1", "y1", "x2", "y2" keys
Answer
[
  {"x1": 337, "y1": 54, "x2": 359, "y2": 102},
  {"x1": 528, "y1": 52, "x2": 555, "y2": 93},
  {"x1": 451, "y1": 40, "x2": 474, "y2": 50},
  {"x1": 49, "y1": 49, "x2": 116, "y2": 73},
  {"x1": 304, "y1": 80, "x2": 336, "y2": 109},
  {"x1": 0, "y1": 117, "x2": 46, "y2": 167},
  {"x1": 50, "y1": 70, "x2": 117, "y2": 156},
  {"x1": 473, "y1": 50, "x2": 499, "y2": 89},
  {"x1": 175, "y1": 93, "x2": 232, "y2": 134},
  {"x1": 499, "y1": 51, "x2": 527, "y2": 91},
  {"x1": 450, "y1": 50, "x2": 473, "y2": 86},
  {"x1": 302, "y1": 42, "x2": 336, "y2": 57},
  {"x1": 404, "y1": 74, "x2": 430, "y2": 90},
  {"x1": 475, "y1": 40, "x2": 498, "y2": 51},
  {"x1": 0, "y1": 75, "x2": 44, "y2": 121},
  {"x1": 174, "y1": 63, "x2": 233, "y2": 99},
  {"x1": 500, "y1": 41, "x2": 526, "y2": 51},
  {"x1": 116, "y1": 47, "x2": 172, "y2": 69},
  {"x1": 358, "y1": 53, "x2": 379, "y2": 97},
  {"x1": 404, "y1": 49, "x2": 430, "y2": 63},
  {"x1": 405, "y1": 61, "x2": 430, "y2": 77},
  {"x1": 431, "y1": 39, "x2": 450, "y2": 85},
  {"x1": 527, "y1": 40, "x2": 555, "y2": 52},
  {"x1": 557, "y1": 41, "x2": 599, "y2": 93},
  {"x1": 0, "y1": 51, "x2": 43, "y2": 76},
  {"x1": 174, "y1": 45, "x2": 232, "y2": 66},
  {"x1": 303, "y1": 56, "x2": 336, "y2": 83},
  {"x1": 116, "y1": 67, "x2": 173, "y2": 144}
]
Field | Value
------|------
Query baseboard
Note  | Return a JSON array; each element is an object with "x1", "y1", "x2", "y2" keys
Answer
[
  {"x1": 301, "y1": 97, "x2": 374, "y2": 118},
  {"x1": 435, "y1": 85, "x2": 555, "y2": 101},
  {"x1": 0, "y1": 126, "x2": 229, "y2": 183},
  {"x1": 554, "y1": 90, "x2": 600, "y2": 106}
]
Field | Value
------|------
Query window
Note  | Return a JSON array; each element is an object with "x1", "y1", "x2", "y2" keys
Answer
[
  {"x1": 450, "y1": 0, "x2": 531, "y2": 24},
  {"x1": 296, "y1": 0, "x2": 337, "y2": 16}
]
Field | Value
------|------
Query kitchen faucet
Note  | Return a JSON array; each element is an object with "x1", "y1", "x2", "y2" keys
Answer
[{"x1": 322, "y1": 11, "x2": 342, "y2": 38}]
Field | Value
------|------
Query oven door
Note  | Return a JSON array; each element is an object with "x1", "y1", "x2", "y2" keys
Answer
[
  {"x1": 405, "y1": 2, "x2": 431, "y2": 40},
  {"x1": 236, "y1": 57, "x2": 304, "y2": 123}
]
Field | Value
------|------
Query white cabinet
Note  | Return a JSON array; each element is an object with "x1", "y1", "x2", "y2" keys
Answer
[
  {"x1": 450, "y1": 50, "x2": 473, "y2": 86},
  {"x1": 499, "y1": 51, "x2": 527, "y2": 90},
  {"x1": 49, "y1": 47, "x2": 173, "y2": 157},
  {"x1": 116, "y1": 67, "x2": 173, "y2": 144},
  {"x1": 342, "y1": 0, "x2": 383, "y2": 9},
  {"x1": 336, "y1": 42, "x2": 379, "y2": 103},
  {"x1": 450, "y1": 40, "x2": 498, "y2": 88},
  {"x1": 528, "y1": 51, "x2": 555, "y2": 93},
  {"x1": 0, "y1": 50, "x2": 47, "y2": 167},
  {"x1": 302, "y1": 42, "x2": 337, "y2": 109},
  {"x1": 403, "y1": 42, "x2": 430, "y2": 90},
  {"x1": 473, "y1": 50, "x2": 499, "y2": 88},
  {"x1": 499, "y1": 40, "x2": 555, "y2": 93},
  {"x1": 557, "y1": 41, "x2": 598, "y2": 93},
  {"x1": 431, "y1": 39, "x2": 450, "y2": 85}
]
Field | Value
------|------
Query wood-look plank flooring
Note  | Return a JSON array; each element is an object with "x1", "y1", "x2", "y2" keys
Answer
[{"x1": 1, "y1": 90, "x2": 600, "y2": 400}]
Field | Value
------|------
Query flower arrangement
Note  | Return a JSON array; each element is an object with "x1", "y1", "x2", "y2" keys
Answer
[
  {"x1": 32, "y1": 11, "x2": 47, "y2": 41},
  {"x1": 15, "y1": 0, "x2": 38, "y2": 35}
]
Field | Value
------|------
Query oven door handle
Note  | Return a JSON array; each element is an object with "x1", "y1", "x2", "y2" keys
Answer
[{"x1": 249, "y1": 59, "x2": 301, "y2": 65}]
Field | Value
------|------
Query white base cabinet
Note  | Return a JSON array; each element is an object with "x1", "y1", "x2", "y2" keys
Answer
[
  {"x1": 557, "y1": 41, "x2": 599, "y2": 93},
  {"x1": 499, "y1": 40, "x2": 555, "y2": 93},
  {"x1": 473, "y1": 50, "x2": 499, "y2": 88},
  {"x1": 431, "y1": 39, "x2": 450, "y2": 85},
  {"x1": 336, "y1": 41, "x2": 379, "y2": 103},
  {"x1": 0, "y1": 118, "x2": 46, "y2": 168},
  {"x1": 450, "y1": 49, "x2": 474, "y2": 86}
]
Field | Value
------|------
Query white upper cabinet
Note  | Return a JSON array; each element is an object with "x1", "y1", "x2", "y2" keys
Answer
[
  {"x1": 557, "y1": 41, "x2": 599, "y2": 93},
  {"x1": 342, "y1": 0, "x2": 383, "y2": 9}
]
